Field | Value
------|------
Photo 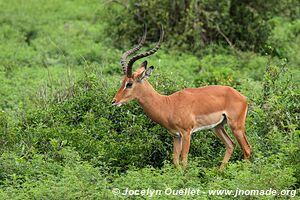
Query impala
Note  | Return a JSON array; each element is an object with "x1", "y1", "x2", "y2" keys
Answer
[{"x1": 112, "y1": 27, "x2": 251, "y2": 170}]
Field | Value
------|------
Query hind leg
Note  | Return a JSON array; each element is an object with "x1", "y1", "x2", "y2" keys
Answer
[
  {"x1": 225, "y1": 93, "x2": 251, "y2": 160},
  {"x1": 214, "y1": 125, "x2": 236, "y2": 170},
  {"x1": 227, "y1": 120, "x2": 251, "y2": 160}
]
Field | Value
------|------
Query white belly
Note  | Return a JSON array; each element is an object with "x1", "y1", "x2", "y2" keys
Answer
[{"x1": 192, "y1": 113, "x2": 225, "y2": 133}]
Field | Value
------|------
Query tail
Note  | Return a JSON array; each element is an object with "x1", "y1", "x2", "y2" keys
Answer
[{"x1": 243, "y1": 104, "x2": 251, "y2": 149}]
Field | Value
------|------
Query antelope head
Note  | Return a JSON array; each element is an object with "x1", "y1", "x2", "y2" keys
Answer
[{"x1": 112, "y1": 27, "x2": 164, "y2": 106}]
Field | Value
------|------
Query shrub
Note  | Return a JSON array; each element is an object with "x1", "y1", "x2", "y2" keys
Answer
[
  {"x1": 194, "y1": 54, "x2": 241, "y2": 87},
  {"x1": 101, "y1": 0, "x2": 300, "y2": 52},
  {"x1": 267, "y1": 17, "x2": 300, "y2": 67},
  {"x1": 0, "y1": 148, "x2": 113, "y2": 199}
]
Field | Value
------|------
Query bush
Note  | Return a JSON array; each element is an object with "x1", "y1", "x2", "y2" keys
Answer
[
  {"x1": 193, "y1": 54, "x2": 242, "y2": 88},
  {"x1": 102, "y1": 0, "x2": 300, "y2": 52},
  {"x1": 111, "y1": 158, "x2": 297, "y2": 199},
  {"x1": 0, "y1": 148, "x2": 113, "y2": 199},
  {"x1": 267, "y1": 17, "x2": 300, "y2": 66}
]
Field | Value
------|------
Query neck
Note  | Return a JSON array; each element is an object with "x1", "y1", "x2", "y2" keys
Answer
[{"x1": 135, "y1": 80, "x2": 169, "y2": 126}]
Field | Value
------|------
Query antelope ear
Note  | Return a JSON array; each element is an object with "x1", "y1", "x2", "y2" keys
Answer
[{"x1": 138, "y1": 66, "x2": 154, "y2": 82}]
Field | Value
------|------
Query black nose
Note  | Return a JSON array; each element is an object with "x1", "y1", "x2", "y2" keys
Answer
[{"x1": 112, "y1": 99, "x2": 116, "y2": 105}]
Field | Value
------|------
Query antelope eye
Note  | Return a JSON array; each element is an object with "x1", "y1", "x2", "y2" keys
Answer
[{"x1": 126, "y1": 82, "x2": 133, "y2": 88}]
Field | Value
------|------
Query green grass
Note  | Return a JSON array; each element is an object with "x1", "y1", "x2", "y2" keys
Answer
[{"x1": 0, "y1": 65, "x2": 84, "y2": 111}]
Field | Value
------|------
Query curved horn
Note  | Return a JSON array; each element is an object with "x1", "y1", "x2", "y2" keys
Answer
[
  {"x1": 126, "y1": 26, "x2": 164, "y2": 77},
  {"x1": 120, "y1": 25, "x2": 147, "y2": 75}
]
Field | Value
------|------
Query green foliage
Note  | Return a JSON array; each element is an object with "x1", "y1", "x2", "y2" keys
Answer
[
  {"x1": 111, "y1": 158, "x2": 297, "y2": 199},
  {"x1": 12, "y1": 74, "x2": 173, "y2": 171},
  {"x1": 103, "y1": 0, "x2": 299, "y2": 52},
  {"x1": 267, "y1": 17, "x2": 300, "y2": 66},
  {"x1": 0, "y1": 148, "x2": 114, "y2": 199},
  {"x1": 194, "y1": 54, "x2": 241, "y2": 87}
]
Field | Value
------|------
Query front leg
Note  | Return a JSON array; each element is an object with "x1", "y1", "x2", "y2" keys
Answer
[
  {"x1": 173, "y1": 136, "x2": 182, "y2": 168},
  {"x1": 181, "y1": 130, "x2": 191, "y2": 170}
]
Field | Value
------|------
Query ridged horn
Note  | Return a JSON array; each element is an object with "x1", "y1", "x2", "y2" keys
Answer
[
  {"x1": 126, "y1": 26, "x2": 164, "y2": 77},
  {"x1": 120, "y1": 25, "x2": 147, "y2": 75}
]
